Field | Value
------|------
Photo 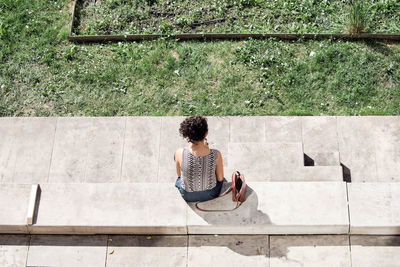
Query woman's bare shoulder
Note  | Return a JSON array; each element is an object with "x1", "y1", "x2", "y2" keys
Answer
[{"x1": 175, "y1": 148, "x2": 184, "y2": 160}]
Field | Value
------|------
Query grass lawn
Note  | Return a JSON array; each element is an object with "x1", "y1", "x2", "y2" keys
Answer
[{"x1": 0, "y1": 0, "x2": 399, "y2": 116}]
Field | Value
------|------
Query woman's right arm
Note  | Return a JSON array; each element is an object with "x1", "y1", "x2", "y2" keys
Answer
[
  {"x1": 216, "y1": 151, "x2": 224, "y2": 182},
  {"x1": 175, "y1": 148, "x2": 183, "y2": 177}
]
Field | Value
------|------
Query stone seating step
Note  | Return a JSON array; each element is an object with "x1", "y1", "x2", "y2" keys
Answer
[
  {"x1": 1, "y1": 182, "x2": 399, "y2": 235},
  {"x1": 0, "y1": 184, "x2": 32, "y2": 233},
  {"x1": 226, "y1": 143, "x2": 343, "y2": 182},
  {"x1": 348, "y1": 183, "x2": 400, "y2": 235}
]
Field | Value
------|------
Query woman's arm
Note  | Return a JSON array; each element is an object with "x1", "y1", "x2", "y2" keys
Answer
[
  {"x1": 175, "y1": 148, "x2": 183, "y2": 177},
  {"x1": 216, "y1": 151, "x2": 224, "y2": 182}
]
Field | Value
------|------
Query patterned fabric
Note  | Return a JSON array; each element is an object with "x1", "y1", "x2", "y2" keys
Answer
[{"x1": 180, "y1": 147, "x2": 218, "y2": 192}]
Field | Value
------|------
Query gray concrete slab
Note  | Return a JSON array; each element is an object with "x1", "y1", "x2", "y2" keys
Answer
[
  {"x1": 337, "y1": 116, "x2": 378, "y2": 182},
  {"x1": 350, "y1": 235, "x2": 400, "y2": 267},
  {"x1": 26, "y1": 235, "x2": 107, "y2": 267},
  {"x1": 227, "y1": 143, "x2": 271, "y2": 181},
  {"x1": 0, "y1": 118, "x2": 23, "y2": 183},
  {"x1": 0, "y1": 184, "x2": 32, "y2": 233},
  {"x1": 205, "y1": 117, "x2": 230, "y2": 167},
  {"x1": 373, "y1": 116, "x2": 400, "y2": 182},
  {"x1": 348, "y1": 183, "x2": 400, "y2": 234},
  {"x1": 30, "y1": 183, "x2": 187, "y2": 234},
  {"x1": 48, "y1": 117, "x2": 92, "y2": 183},
  {"x1": 84, "y1": 117, "x2": 125, "y2": 183},
  {"x1": 107, "y1": 235, "x2": 187, "y2": 267},
  {"x1": 227, "y1": 142, "x2": 339, "y2": 181},
  {"x1": 49, "y1": 117, "x2": 125, "y2": 183},
  {"x1": 0, "y1": 235, "x2": 29, "y2": 267},
  {"x1": 302, "y1": 116, "x2": 340, "y2": 166},
  {"x1": 270, "y1": 166, "x2": 343, "y2": 182},
  {"x1": 11, "y1": 118, "x2": 57, "y2": 183},
  {"x1": 158, "y1": 116, "x2": 187, "y2": 183},
  {"x1": 230, "y1": 116, "x2": 265, "y2": 143},
  {"x1": 265, "y1": 116, "x2": 302, "y2": 142},
  {"x1": 187, "y1": 182, "x2": 349, "y2": 234},
  {"x1": 188, "y1": 235, "x2": 269, "y2": 267},
  {"x1": 270, "y1": 235, "x2": 351, "y2": 267},
  {"x1": 121, "y1": 117, "x2": 161, "y2": 183}
]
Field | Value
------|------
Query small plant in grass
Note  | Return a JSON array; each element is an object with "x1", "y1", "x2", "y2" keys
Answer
[{"x1": 348, "y1": 0, "x2": 368, "y2": 34}]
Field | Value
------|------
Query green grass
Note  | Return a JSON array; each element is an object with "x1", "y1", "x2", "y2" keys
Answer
[
  {"x1": 1, "y1": 0, "x2": 399, "y2": 116},
  {"x1": 74, "y1": 0, "x2": 400, "y2": 35}
]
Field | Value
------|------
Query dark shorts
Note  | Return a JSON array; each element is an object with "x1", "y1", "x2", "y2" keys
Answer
[{"x1": 175, "y1": 177, "x2": 223, "y2": 202}]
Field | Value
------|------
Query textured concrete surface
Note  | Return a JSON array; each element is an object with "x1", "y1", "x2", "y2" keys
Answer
[
  {"x1": 158, "y1": 116, "x2": 186, "y2": 182},
  {"x1": 187, "y1": 182, "x2": 349, "y2": 234},
  {"x1": 337, "y1": 116, "x2": 379, "y2": 182},
  {"x1": 0, "y1": 118, "x2": 21, "y2": 183},
  {"x1": 1, "y1": 116, "x2": 400, "y2": 184},
  {"x1": 265, "y1": 116, "x2": 302, "y2": 142},
  {"x1": 1, "y1": 118, "x2": 56, "y2": 183},
  {"x1": 121, "y1": 117, "x2": 161, "y2": 183},
  {"x1": 0, "y1": 184, "x2": 32, "y2": 233},
  {"x1": 107, "y1": 235, "x2": 187, "y2": 267},
  {"x1": 26, "y1": 235, "x2": 107, "y2": 267},
  {"x1": 351, "y1": 235, "x2": 400, "y2": 267},
  {"x1": 348, "y1": 183, "x2": 400, "y2": 234},
  {"x1": 270, "y1": 235, "x2": 351, "y2": 267},
  {"x1": 31, "y1": 183, "x2": 187, "y2": 234},
  {"x1": 230, "y1": 116, "x2": 266, "y2": 143},
  {"x1": 188, "y1": 235, "x2": 269, "y2": 267},
  {"x1": 0, "y1": 235, "x2": 29, "y2": 267},
  {"x1": 2, "y1": 234, "x2": 399, "y2": 266},
  {"x1": 48, "y1": 117, "x2": 92, "y2": 183},
  {"x1": 227, "y1": 142, "x2": 304, "y2": 181},
  {"x1": 373, "y1": 117, "x2": 400, "y2": 182},
  {"x1": 302, "y1": 116, "x2": 340, "y2": 166}
]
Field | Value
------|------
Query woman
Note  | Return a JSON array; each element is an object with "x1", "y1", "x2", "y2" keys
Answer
[{"x1": 174, "y1": 116, "x2": 224, "y2": 202}]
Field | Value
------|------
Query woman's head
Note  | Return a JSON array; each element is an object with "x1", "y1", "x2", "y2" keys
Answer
[{"x1": 179, "y1": 116, "x2": 208, "y2": 143}]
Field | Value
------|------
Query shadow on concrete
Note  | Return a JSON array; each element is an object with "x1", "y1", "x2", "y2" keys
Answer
[
  {"x1": 28, "y1": 235, "x2": 107, "y2": 246},
  {"x1": 32, "y1": 185, "x2": 42, "y2": 225},
  {"x1": 187, "y1": 185, "x2": 271, "y2": 226},
  {"x1": 0, "y1": 235, "x2": 30, "y2": 246},
  {"x1": 350, "y1": 235, "x2": 400, "y2": 246},
  {"x1": 303, "y1": 153, "x2": 315, "y2": 166},
  {"x1": 341, "y1": 163, "x2": 352, "y2": 183},
  {"x1": 189, "y1": 234, "x2": 270, "y2": 257},
  {"x1": 184, "y1": 184, "x2": 276, "y2": 257}
]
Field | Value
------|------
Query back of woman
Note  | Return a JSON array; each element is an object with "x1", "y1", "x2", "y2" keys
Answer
[{"x1": 174, "y1": 116, "x2": 224, "y2": 202}]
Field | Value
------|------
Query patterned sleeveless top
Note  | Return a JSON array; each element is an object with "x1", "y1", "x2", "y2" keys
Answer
[{"x1": 180, "y1": 147, "x2": 218, "y2": 192}]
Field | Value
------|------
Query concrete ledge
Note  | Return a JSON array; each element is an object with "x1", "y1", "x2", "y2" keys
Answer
[
  {"x1": 0, "y1": 184, "x2": 32, "y2": 233},
  {"x1": 2, "y1": 182, "x2": 399, "y2": 235},
  {"x1": 348, "y1": 183, "x2": 400, "y2": 235},
  {"x1": 187, "y1": 182, "x2": 349, "y2": 234},
  {"x1": 29, "y1": 183, "x2": 187, "y2": 234}
]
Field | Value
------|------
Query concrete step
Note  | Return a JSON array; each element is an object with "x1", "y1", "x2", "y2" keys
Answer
[
  {"x1": 227, "y1": 142, "x2": 342, "y2": 181},
  {"x1": 1, "y1": 182, "x2": 399, "y2": 235},
  {"x1": 2, "y1": 234, "x2": 399, "y2": 267},
  {"x1": 348, "y1": 183, "x2": 400, "y2": 235},
  {"x1": 187, "y1": 182, "x2": 348, "y2": 234},
  {"x1": 1, "y1": 182, "x2": 345, "y2": 235},
  {"x1": 0, "y1": 184, "x2": 32, "y2": 233}
]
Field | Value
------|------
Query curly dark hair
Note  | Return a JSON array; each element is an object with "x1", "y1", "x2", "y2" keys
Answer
[{"x1": 179, "y1": 116, "x2": 208, "y2": 143}]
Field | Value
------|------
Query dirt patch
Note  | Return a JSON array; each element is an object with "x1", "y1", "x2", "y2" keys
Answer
[
  {"x1": 208, "y1": 54, "x2": 224, "y2": 66},
  {"x1": 169, "y1": 50, "x2": 180, "y2": 60}
]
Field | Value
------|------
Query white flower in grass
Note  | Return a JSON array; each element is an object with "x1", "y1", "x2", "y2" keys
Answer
[{"x1": 309, "y1": 51, "x2": 316, "y2": 57}]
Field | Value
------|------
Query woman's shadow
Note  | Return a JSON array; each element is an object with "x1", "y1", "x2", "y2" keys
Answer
[{"x1": 186, "y1": 182, "x2": 276, "y2": 256}]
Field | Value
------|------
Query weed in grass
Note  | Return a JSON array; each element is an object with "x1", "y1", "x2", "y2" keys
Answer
[{"x1": 348, "y1": 0, "x2": 368, "y2": 34}]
